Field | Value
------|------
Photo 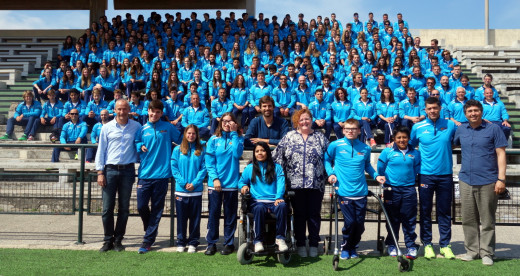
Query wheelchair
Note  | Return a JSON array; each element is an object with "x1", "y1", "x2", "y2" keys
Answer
[{"x1": 236, "y1": 191, "x2": 296, "y2": 265}]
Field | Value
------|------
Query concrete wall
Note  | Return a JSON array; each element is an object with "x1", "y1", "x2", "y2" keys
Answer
[{"x1": 411, "y1": 29, "x2": 520, "y2": 47}]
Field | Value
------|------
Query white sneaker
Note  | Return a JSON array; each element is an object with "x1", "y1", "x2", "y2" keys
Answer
[
  {"x1": 309, "y1": 246, "x2": 319, "y2": 257},
  {"x1": 254, "y1": 242, "x2": 264, "y2": 252},
  {"x1": 187, "y1": 245, "x2": 197, "y2": 253},
  {"x1": 297, "y1": 246, "x2": 308, "y2": 257},
  {"x1": 176, "y1": 246, "x2": 185, "y2": 253},
  {"x1": 276, "y1": 239, "x2": 288, "y2": 252}
]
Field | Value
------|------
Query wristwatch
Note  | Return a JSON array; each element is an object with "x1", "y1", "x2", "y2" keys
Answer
[{"x1": 497, "y1": 179, "x2": 505, "y2": 183}]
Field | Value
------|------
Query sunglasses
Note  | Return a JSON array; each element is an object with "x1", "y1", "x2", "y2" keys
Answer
[{"x1": 70, "y1": 113, "x2": 79, "y2": 115}]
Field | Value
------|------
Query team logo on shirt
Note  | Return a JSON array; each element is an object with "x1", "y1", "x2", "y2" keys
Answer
[
  {"x1": 420, "y1": 184, "x2": 428, "y2": 188},
  {"x1": 440, "y1": 127, "x2": 446, "y2": 131},
  {"x1": 407, "y1": 154, "x2": 414, "y2": 158},
  {"x1": 176, "y1": 196, "x2": 182, "y2": 201},
  {"x1": 357, "y1": 152, "x2": 364, "y2": 156},
  {"x1": 160, "y1": 130, "x2": 167, "y2": 133},
  {"x1": 144, "y1": 132, "x2": 152, "y2": 137}
]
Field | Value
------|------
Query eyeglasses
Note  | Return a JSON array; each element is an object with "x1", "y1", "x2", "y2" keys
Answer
[
  {"x1": 222, "y1": 120, "x2": 233, "y2": 124},
  {"x1": 69, "y1": 113, "x2": 79, "y2": 115},
  {"x1": 343, "y1": 128, "x2": 358, "y2": 132},
  {"x1": 393, "y1": 69, "x2": 400, "y2": 71}
]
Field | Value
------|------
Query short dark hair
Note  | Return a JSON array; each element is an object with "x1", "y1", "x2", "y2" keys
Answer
[
  {"x1": 259, "y1": 95, "x2": 275, "y2": 106},
  {"x1": 463, "y1": 99, "x2": 483, "y2": 114},
  {"x1": 148, "y1": 99, "x2": 164, "y2": 111},
  {"x1": 425, "y1": 96, "x2": 441, "y2": 107},
  {"x1": 393, "y1": 126, "x2": 410, "y2": 139}
]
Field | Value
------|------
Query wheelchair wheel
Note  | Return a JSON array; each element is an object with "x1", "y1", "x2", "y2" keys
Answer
[
  {"x1": 277, "y1": 251, "x2": 291, "y2": 265},
  {"x1": 237, "y1": 243, "x2": 253, "y2": 265},
  {"x1": 237, "y1": 220, "x2": 246, "y2": 246},
  {"x1": 377, "y1": 236, "x2": 386, "y2": 256}
]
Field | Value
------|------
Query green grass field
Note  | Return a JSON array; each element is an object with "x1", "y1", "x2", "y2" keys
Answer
[{"x1": 1, "y1": 248, "x2": 519, "y2": 275}]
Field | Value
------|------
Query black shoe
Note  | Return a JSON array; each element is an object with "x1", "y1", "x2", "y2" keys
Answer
[
  {"x1": 113, "y1": 241, "x2": 125, "y2": 252},
  {"x1": 220, "y1": 245, "x2": 235, "y2": 255},
  {"x1": 99, "y1": 242, "x2": 113, "y2": 252},
  {"x1": 204, "y1": 244, "x2": 217, "y2": 255}
]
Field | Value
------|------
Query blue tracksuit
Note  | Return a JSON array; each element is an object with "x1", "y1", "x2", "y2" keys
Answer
[
  {"x1": 205, "y1": 131, "x2": 244, "y2": 246},
  {"x1": 135, "y1": 120, "x2": 182, "y2": 179},
  {"x1": 325, "y1": 138, "x2": 379, "y2": 251},
  {"x1": 376, "y1": 101, "x2": 399, "y2": 143},
  {"x1": 352, "y1": 99, "x2": 377, "y2": 141},
  {"x1": 410, "y1": 117, "x2": 456, "y2": 247},
  {"x1": 51, "y1": 120, "x2": 88, "y2": 162},
  {"x1": 331, "y1": 101, "x2": 353, "y2": 139},
  {"x1": 448, "y1": 98, "x2": 468, "y2": 123}
]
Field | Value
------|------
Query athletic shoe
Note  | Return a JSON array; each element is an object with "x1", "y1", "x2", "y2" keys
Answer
[
  {"x1": 387, "y1": 245, "x2": 397, "y2": 257},
  {"x1": 187, "y1": 245, "x2": 197, "y2": 253},
  {"x1": 297, "y1": 246, "x2": 307, "y2": 257},
  {"x1": 176, "y1": 246, "x2": 185, "y2": 253},
  {"x1": 0, "y1": 134, "x2": 10, "y2": 140},
  {"x1": 276, "y1": 239, "x2": 288, "y2": 252},
  {"x1": 482, "y1": 256, "x2": 494, "y2": 266},
  {"x1": 424, "y1": 244, "x2": 435, "y2": 259},
  {"x1": 370, "y1": 138, "x2": 377, "y2": 148},
  {"x1": 113, "y1": 241, "x2": 125, "y2": 252},
  {"x1": 440, "y1": 245, "x2": 455, "y2": 259},
  {"x1": 309, "y1": 246, "x2": 318, "y2": 257},
  {"x1": 74, "y1": 153, "x2": 78, "y2": 160},
  {"x1": 340, "y1": 250, "x2": 350, "y2": 260},
  {"x1": 50, "y1": 135, "x2": 57, "y2": 143},
  {"x1": 18, "y1": 134, "x2": 28, "y2": 141},
  {"x1": 99, "y1": 241, "x2": 113, "y2": 252},
  {"x1": 349, "y1": 249, "x2": 359, "y2": 259},
  {"x1": 27, "y1": 135, "x2": 34, "y2": 141},
  {"x1": 138, "y1": 243, "x2": 152, "y2": 254},
  {"x1": 406, "y1": 247, "x2": 418, "y2": 260},
  {"x1": 254, "y1": 242, "x2": 264, "y2": 253},
  {"x1": 460, "y1": 254, "x2": 476, "y2": 262}
]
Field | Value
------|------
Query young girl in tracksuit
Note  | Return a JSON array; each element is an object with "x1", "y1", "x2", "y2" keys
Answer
[
  {"x1": 377, "y1": 126, "x2": 421, "y2": 259},
  {"x1": 238, "y1": 142, "x2": 288, "y2": 253},
  {"x1": 204, "y1": 113, "x2": 244, "y2": 255},
  {"x1": 171, "y1": 125, "x2": 207, "y2": 254}
]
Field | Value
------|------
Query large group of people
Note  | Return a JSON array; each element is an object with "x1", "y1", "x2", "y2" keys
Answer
[{"x1": 0, "y1": 10, "x2": 511, "y2": 266}]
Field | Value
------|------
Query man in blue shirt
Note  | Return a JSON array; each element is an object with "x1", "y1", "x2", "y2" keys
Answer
[
  {"x1": 244, "y1": 96, "x2": 290, "y2": 148},
  {"x1": 96, "y1": 100, "x2": 141, "y2": 252},
  {"x1": 135, "y1": 100, "x2": 182, "y2": 254},
  {"x1": 453, "y1": 100, "x2": 507, "y2": 266},
  {"x1": 410, "y1": 97, "x2": 456, "y2": 260}
]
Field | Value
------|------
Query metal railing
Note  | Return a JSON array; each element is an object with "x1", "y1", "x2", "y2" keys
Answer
[{"x1": 1, "y1": 144, "x2": 519, "y2": 246}]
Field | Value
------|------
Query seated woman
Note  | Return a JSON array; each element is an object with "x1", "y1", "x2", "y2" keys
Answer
[{"x1": 239, "y1": 141, "x2": 288, "y2": 253}]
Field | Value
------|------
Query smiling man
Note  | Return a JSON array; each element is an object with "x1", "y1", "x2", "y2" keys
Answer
[{"x1": 453, "y1": 99, "x2": 507, "y2": 266}]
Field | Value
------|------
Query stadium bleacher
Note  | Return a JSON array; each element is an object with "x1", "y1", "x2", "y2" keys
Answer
[{"x1": 1, "y1": 11, "x2": 520, "y2": 218}]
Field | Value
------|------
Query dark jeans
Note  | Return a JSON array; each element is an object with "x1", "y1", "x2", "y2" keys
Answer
[
  {"x1": 6, "y1": 116, "x2": 38, "y2": 136},
  {"x1": 137, "y1": 178, "x2": 169, "y2": 245},
  {"x1": 102, "y1": 165, "x2": 135, "y2": 242}
]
